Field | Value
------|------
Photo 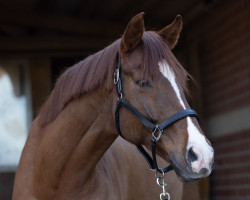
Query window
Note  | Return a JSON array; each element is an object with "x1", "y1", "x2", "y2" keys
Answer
[{"x1": 0, "y1": 61, "x2": 32, "y2": 171}]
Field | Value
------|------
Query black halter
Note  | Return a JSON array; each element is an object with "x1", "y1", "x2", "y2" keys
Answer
[{"x1": 114, "y1": 53, "x2": 200, "y2": 173}]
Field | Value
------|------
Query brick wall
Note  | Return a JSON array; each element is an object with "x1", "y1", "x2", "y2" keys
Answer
[
  {"x1": 186, "y1": 0, "x2": 250, "y2": 199},
  {"x1": 198, "y1": 0, "x2": 250, "y2": 117},
  {"x1": 211, "y1": 131, "x2": 250, "y2": 199}
]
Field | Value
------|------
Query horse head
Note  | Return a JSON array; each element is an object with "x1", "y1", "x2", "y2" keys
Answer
[{"x1": 115, "y1": 13, "x2": 214, "y2": 182}]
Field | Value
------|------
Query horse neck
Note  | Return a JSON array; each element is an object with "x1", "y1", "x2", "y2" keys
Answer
[{"x1": 33, "y1": 86, "x2": 118, "y2": 198}]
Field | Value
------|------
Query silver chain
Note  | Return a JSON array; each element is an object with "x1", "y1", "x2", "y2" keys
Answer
[{"x1": 154, "y1": 169, "x2": 170, "y2": 200}]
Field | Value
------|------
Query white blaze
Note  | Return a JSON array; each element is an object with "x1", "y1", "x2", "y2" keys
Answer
[{"x1": 159, "y1": 60, "x2": 213, "y2": 172}]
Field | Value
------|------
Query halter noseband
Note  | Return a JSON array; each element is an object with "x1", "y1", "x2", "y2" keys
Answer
[{"x1": 114, "y1": 53, "x2": 200, "y2": 173}]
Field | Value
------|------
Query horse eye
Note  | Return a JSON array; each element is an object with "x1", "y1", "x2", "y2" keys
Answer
[{"x1": 135, "y1": 80, "x2": 151, "y2": 88}]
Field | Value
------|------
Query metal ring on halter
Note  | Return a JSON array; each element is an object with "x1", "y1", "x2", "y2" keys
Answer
[
  {"x1": 155, "y1": 168, "x2": 167, "y2": 187},
  {"x1": 152, "y1": 125, "x2": 163, "y2": 141},
  {"x1": 155, "y1": 168, "x2": 164, "y2": 179}
]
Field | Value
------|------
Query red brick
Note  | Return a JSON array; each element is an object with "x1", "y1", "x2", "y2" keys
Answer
[
  {"x1": 213, "y1": 130, "x2": 250, "y2": 144},
  {"x1": 211, "y1": 177, "x2": 250, "y2": 186},
  {"x1": 215, "y1": 141, "x2": 250, "y2": 155},
  {"x1": 212, "y1": 188, "x2": 250, "y2": 197}
]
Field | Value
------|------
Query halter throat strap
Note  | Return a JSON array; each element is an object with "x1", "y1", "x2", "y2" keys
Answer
[{"x1": 114, "y1": 53, "x2": 200, "y2": 173}]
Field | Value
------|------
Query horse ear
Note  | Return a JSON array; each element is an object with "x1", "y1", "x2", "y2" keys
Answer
[
  {"x1": 120, "y1": 12, "x2": 145, "y2": 54},
  {"x1": 158, "y1": 15, "x2": 183, "y2": 49}
]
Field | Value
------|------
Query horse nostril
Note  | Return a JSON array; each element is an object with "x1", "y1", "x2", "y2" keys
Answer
[
  {"x1": 199, "y1": 168, "x2": 209, "y2": 175},
  {"x1": 187, "y1": 147, "x2": 198, "y2": 163}
]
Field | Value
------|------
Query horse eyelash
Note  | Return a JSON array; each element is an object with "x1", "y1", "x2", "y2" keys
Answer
[{"x1": 135, "y1": 80, "x2": 152, "y2": 88}]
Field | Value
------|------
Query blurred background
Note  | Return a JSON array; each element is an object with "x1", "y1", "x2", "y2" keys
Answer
[{"x1": 0, "y1": 0, "x2": 249, "y2": 199}]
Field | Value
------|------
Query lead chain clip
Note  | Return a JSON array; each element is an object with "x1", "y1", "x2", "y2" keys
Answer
[{"x1": 155, "y1": 169, "x2": 170, "y2": 200}]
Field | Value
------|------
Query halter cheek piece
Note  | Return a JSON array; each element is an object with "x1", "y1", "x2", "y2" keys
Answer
[{"x1": 114, "y1": 53, "x2": 200, "y2": 173}]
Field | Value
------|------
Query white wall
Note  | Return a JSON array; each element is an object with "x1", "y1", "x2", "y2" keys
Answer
[{"x1": 0, "y1": 61, "x2": 32, "y2": 171}]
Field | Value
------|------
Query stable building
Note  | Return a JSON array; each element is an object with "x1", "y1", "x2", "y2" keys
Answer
[{"x1": 0, "y1": 0, "x2": 249, "y2": 199}]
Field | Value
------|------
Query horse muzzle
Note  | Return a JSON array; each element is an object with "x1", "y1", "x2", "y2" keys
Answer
[
  {"x1": 170, "y1": 148, "x2": 214, "y2": 182},
  {"x1": 185, "y1": 145, "x2": 214, "y2": 179}
]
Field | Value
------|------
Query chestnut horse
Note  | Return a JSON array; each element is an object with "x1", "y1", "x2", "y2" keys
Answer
[{"x1": 13, "y1": 13, "x2": 214, "y2": 200}]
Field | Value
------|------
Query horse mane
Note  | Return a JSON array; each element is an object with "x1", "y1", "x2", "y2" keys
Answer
[{"x1": 38, "y1": 32, "x2": 189, "y2": 126}]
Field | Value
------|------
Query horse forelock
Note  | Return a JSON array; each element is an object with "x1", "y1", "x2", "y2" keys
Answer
[
  {"x1": 140, "y1": 32, "x2": 190, "y2": 96},
  {"x1": 38, "y1": 31, "x2": 190, "y2": 126}
]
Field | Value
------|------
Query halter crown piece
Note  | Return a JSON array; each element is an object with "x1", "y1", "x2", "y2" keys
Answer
[{"x1": 114, "y1": 53, "x2": 200, "y2": 174}]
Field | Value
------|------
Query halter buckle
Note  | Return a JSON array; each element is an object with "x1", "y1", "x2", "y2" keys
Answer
[
  {"x1": 114, "y1": 69, "x2": 119, "y2": 84},
  {"x1": 152, "y1": 125, "x2": 163, "y2": 141}
]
